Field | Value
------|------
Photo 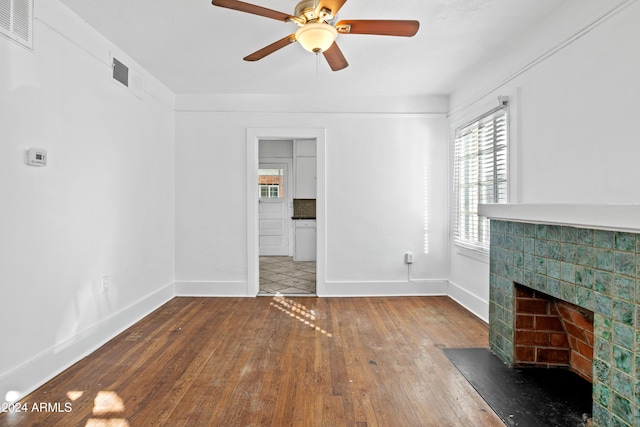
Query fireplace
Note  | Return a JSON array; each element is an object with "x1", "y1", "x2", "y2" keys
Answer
[{"x1": 487, "y1": 218, "x2": 639, "y2": 427}]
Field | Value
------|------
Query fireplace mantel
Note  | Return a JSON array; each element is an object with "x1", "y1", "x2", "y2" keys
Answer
[{"x1": 479, "y1": 204, "x2": 640, "y2": 233}]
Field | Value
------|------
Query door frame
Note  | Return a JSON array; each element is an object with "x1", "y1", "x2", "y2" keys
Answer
[{"x1": 247, "y1": 128, "x2": 325, "y2": 297}]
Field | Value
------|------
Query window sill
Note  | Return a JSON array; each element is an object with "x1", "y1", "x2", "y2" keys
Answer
[{"x1": 455, "y1": 244, "x2": 490, "y2": 263}]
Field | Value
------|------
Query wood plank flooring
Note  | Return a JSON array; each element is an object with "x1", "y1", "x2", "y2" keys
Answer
[{"x1": 1, "y1": 296, "x2": 504, "y2": 426}]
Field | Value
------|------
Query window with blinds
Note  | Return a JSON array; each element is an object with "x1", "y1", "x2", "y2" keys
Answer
[{"x1": 453, "y1": 107, "x2": 508, "y2": 252}]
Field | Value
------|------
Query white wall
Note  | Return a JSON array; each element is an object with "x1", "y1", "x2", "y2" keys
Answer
[
  {"x1": 175, "y1": 95, "x2": 450, "y2": 297},
  {"x1": 0, "y1": 0, "x2": 175, "y2": 401},
  {"x1": 448, "y1": 0, "x2": 640, "y2": 321}
]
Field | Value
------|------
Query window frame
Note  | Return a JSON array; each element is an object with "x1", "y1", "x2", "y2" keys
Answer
[{"x1": 453, "y1": 105, "x2": 510, "y2": 254}]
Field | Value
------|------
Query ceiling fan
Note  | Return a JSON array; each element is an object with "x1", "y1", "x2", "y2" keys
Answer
[{"x1": 211, "y1": 0, "x2": 420, "y2": 71}]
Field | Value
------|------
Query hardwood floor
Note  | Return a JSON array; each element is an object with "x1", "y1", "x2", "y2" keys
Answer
[{"x1": 1, "y1": 297, "x2": 504, "y2": 427}]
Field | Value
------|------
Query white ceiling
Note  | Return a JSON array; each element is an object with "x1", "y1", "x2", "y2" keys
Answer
[{"x1": 58, "y1": 0, "x2": 566, "y2": 96}]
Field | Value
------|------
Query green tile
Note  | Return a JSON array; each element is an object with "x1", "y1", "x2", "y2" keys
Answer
[
  {"x1": 561, "y1": 262, "x2": 576, "y2": 284},
  {"x1": 535, "y1": 240, "x2": 548, "y2": 257},
  {"x1": 595, "y1": 358, "x2": 612, "y2": 383},
  {"x1": 576, "y1": 246, "x2": 594, "y2": 266},
  {"x1": 613, "y1": 346, "x2": 633, "y2": 373},
  {"x1": 547, "y1": 225, "x2": 561, "y2": 241},
  {"x1": 595, "y1": 293, "x2": 613, "y2": 317},
  {"x1": 596, "y1": 271, "x2": 614, "y2": 294},
  {"x1": 615, "y1": 232, "x2": 636, "y2": 252},
  {"x1": 595, "y1": 230, "x2": 615, "y2": 248},
  {"x1": 534, "y1": 274, "x2": 547, "y2": 293},
  {"x1": 523, "y1": 237, "x2": 535, "y2": 255},
  {"x1": 547, "y1": 241, "x2": 561, "y2": 260},
  {"x1": 576, "y1": 286, "x2": 594, "y2": 310},
  {"x1": 562, "y1": 226, "x2": 578, "y2": 243},
  {"x1": 535, "y1": 257, "x2": 547, "y2": 275},
  {"x1": 491, "y1": 220, "x2": 501, "y2": 233},
  {"x1": 595, "y1": 249, "x2": 614, "y2": 272},
  {"x1": 561, "y1": 243, "x2": 577, "y2": 263},
  {"x1": 613, "y1": 299, "x2": 634, "y2": 325},
  {"x1": 614, "y1": 252, "x2": 636, "y2": 277},
  {"x1": 547, "y1": 278, "x2": 561, "y2": 298},
  {"x1": 577, "y1": 228, "x2": 594, "y2": 246},
  {"x1": 575, "y1": 266, "x2": 594, "y2": 289},
  {"x1": 547, "y1": 259, "x2": 561, "y2": 279},
  {"x1": 535, "y1": 224, "x2": 547, "y2": 239},
  {"x1": 614, "y1": 276, "x2": 636, "y2": 302},
  {"x1": 595, "y1": 336, "x2": 612, "y2": 359},
  {"x1": 612, "y1": 369, "x2": 634, "y2": 399},
  {"x1": 560, "y1": 281, "x2": 576, "y2": 304},
  {"x1": 612, "y1": 392, "x2": 633, "y2": 425},
  {"x1": 523, "y1": 223, "x2": 536, "y2": 237},
  {"x1": 593, "y1": 403, "x2": 611, "y2": 427},
  {"x1": 613, "y1": 322, "x2": 635, "y2": 351},
  {"x1": 595, "y1": 314, "x2": 613, "y2": 340},
  {"x1": 595, "y1": 383, "x2": 612, "y2": 407}
]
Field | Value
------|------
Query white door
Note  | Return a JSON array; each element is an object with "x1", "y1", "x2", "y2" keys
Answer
[{"x1": 258, "y1": 164, "x2": 290, "y2": 256}]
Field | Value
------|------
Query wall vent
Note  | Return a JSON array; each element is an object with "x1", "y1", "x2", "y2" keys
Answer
[
  {"x1": 112, "y1": 57, "x2": 129, "y2": 87},
  {"x1": 0, "y1": 0, "x2": 33, "y2": 49},
  {"x1": 110, "y1": 54, "x2": 144, "y2": 99}
]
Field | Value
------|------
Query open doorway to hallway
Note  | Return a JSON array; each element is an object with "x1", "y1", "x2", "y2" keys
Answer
[{"x1": 258, "y1": 139, "x2": 317, "y2": 295}]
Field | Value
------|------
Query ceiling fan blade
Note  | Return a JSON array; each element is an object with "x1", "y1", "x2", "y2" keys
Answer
[
  {"x1": 243, "y1": 35, "x2": 297, "y2": 61},
  {"x1": 316, "y1": 0, "x2": 348, "y2": 18},
  {"x1": 322, "y1": 42, "x2": 348, "y2": 71},
  {"x1": 335, "y1": 20, "x2": 420, "y2": 37},
  {"x1": 212, "y1": 0, "x2": 292, "y2": 22}
]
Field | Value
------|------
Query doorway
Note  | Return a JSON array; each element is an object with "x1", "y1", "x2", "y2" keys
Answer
[
  {"x1": 247, "y1": 128, "x2": 325, "y2": 297},
  {"x1": 257, "y1": 140, "x2": 316, "y2": 295}
]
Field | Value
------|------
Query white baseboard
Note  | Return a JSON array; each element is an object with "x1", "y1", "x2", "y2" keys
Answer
[
  {"x1": 447, "y1": 280, "x2": 489, "y2": 323},
  {"x1": 322, "y1": 279, "x2": 448, "y2": 297},
  {"x1": 174, "y1": 281, "x2": 251, "y2": 297},
  {"x1": 0, "y1": 282, "x2": 175, "y2": 403}
]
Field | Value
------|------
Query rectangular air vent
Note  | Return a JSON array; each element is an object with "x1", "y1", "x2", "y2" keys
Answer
[
  {"x1": 112, "y1": 57, "x2": 129, "y2": 87},
  {"x1": 110, "y1": 54, "x2": 144, "y2": 99},
  {"x1": 0, "y1": 0, "x2": 33, "y2": 49}
]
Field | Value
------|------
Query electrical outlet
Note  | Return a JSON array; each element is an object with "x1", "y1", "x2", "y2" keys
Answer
[
  {"x1": 404, "y1": 252, "x2": 414, "y2": 264},
  {"x1": 101, "y1": 276, "x2": 110, "y2": 292}
]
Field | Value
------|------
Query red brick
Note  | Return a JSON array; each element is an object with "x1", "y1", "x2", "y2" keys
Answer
[
  {"x1": 576, "y1": 340, "x2": 594, "y2": 360},
  {"x1": 515, "y1": 346, "x2": 535, "y2": 362},
  {"x1": 516, "y1": 331, "x2": 550, "y2": 346},
  {"x1": 535, "y1": 315, "x2": 565, "y2": 331},
  {"x1": 516, "y1": 286, "x2": 535, "y2": 297},
  {"x1": 555, "y1": 302, "x2": 571, "y2": 317},
  {"x1": 516, "y1": 314, "x2": 535, "y2": 329},
  {"x1": 570, "y1": 311, "x2": 594, "y2": 332},
  {"x1": 550, "y1": 332, "x2": 570, "y2": 348},
  {"x1": 564, "y1": 322, "x2": 588, "y2": 341},
  {"x1": 517, "y1": 299, "x2": 549, "y2": 315},
  {"x1": 585, "y1": 331, "x2": 594, "y2": 346},
  {"x1": 537, "y1": 348, "x2": 570, "y2": 364},
  {"x1": 571, "y1": 352, "x2": 593, "y2": 382}
]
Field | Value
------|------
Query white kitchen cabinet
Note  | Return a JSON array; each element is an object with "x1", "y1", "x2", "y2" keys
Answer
[
  {"x1": 294, "y1": 220, "x2": 316, "y2": 261},
  {"x1": 295, "y1": 156, "x2": 316, "y2": 198}
]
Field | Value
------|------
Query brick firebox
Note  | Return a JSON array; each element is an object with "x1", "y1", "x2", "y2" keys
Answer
[{"x1": 514, "y1": 284, "x2": 594, "y2": 382}]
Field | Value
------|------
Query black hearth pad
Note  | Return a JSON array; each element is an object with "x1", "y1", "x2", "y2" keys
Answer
[{"x1": 443, "y1": 348, "x2": 592, "y2": 427}]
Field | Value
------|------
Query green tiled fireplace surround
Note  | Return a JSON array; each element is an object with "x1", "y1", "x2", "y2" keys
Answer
[{"x1": 489, "y1": 220, "x2": 640, "y2": 427}]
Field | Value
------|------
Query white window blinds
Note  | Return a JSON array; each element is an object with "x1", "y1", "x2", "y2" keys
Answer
[{"x1": 453, "y1": 107, "x2": 508, "y2": 252}]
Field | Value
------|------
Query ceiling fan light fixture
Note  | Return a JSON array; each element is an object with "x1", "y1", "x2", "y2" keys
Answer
[{"x1": 295, "y1": 22, "x2": 337, "y2": 53}]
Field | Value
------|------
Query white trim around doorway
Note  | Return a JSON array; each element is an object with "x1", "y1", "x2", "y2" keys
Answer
[{"x1": 246, "y1": 128, "x2": 326, "y2": 297}]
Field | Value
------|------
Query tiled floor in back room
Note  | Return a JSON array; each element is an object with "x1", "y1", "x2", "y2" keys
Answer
[{"x1": 259, "y1": 256, "x2": 316, "y2": 295}]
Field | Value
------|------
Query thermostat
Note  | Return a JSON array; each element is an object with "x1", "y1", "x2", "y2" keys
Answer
[{"x1": 25, "y1": 148, "x2": 47, "y2": 167}]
